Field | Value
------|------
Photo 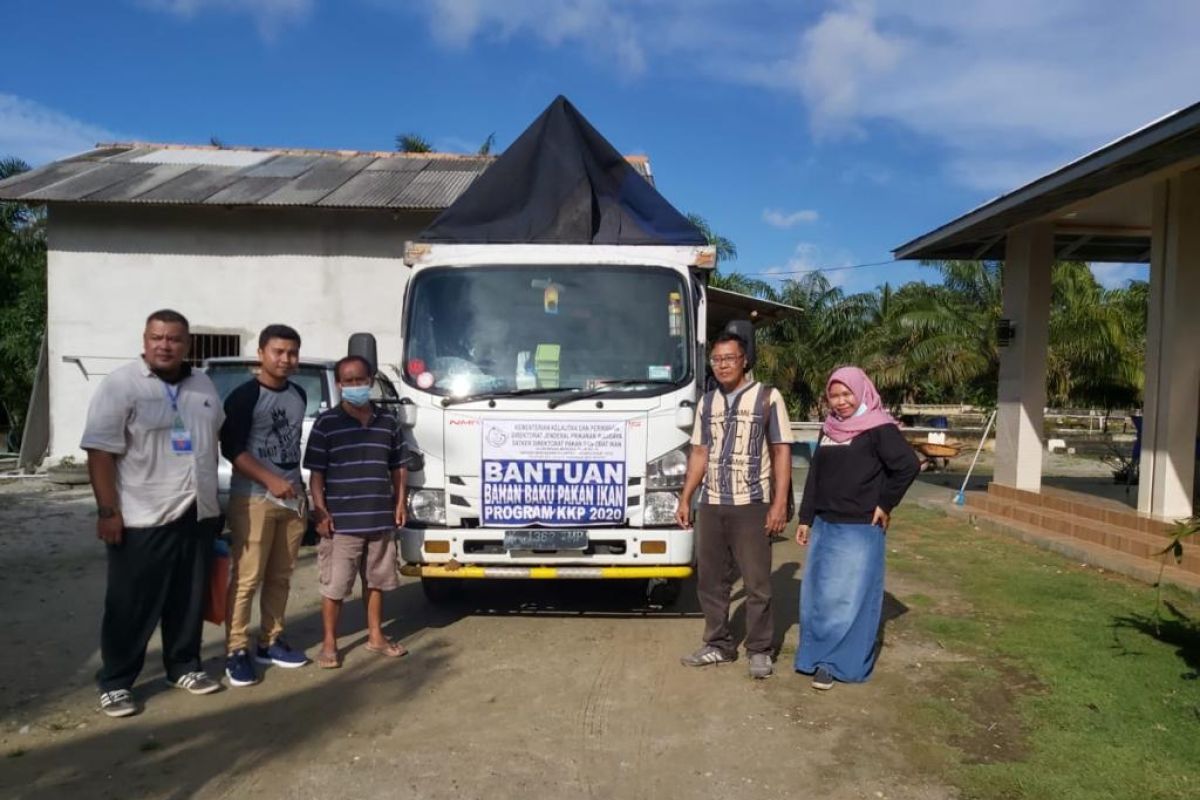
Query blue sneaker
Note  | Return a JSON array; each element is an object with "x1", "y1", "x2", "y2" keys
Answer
[
  {"x1": 225, "y1": 649, "x2": 259, "y2": 687},
  {"x1": 255, "y1": 637, "x2": 309, "y2": 668}
]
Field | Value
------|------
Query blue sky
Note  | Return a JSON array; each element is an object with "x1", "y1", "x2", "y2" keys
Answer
[{"x1": 5, "y1": 1, "x2": 1195, "y2": 294}]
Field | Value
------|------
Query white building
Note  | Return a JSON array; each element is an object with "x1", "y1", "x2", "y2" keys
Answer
[{"x1": 0, "y1": 143, "x2": 586, "y2": 462}]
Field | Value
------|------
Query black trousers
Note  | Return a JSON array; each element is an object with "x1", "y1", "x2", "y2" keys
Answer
[
  {"x1": 97, "y1": 505, "x2": 215, "y2": 692},
  {"x1": 695, "y1": 503, "x2": 774, "y2": 655}
]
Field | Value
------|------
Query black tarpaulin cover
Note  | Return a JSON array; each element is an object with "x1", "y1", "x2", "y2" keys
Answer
[{"x1": 418, "y1": 96, "x2": 706, "y2": 246}]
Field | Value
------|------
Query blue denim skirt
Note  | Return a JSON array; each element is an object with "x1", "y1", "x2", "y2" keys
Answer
[{"x1": 794, "y1": 516, "x2": 886, "y2": 683}]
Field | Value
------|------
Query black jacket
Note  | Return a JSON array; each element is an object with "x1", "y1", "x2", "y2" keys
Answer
[{"x1": 797, "y1": 424, "x2": 920, "y2": 526}]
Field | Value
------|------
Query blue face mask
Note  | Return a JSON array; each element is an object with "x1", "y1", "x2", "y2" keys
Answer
[
  {"x1": 341, "y1": 385, "x2": 371, "y2": 407},
  {"x1": 853, "y1": 402, "x2": 868, "y2": 418}
]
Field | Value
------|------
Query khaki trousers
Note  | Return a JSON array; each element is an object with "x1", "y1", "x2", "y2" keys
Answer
[{"x1": 225, "y1": 495, "x2": 305, "y2": 653}]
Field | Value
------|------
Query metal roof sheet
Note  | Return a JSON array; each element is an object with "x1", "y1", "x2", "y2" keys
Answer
[
  {"x1": 21, "y1": 162, "x2": 154, "y2": 202},
  {"x1": 316, "y1": 169, "x2": 422, "y2": 207},
  {"x1": 0, "y1": 142, "x2": 647, "y2": 212},
  {"x1": 134, "y1": 166, "x2": 243, "y2": 203}
]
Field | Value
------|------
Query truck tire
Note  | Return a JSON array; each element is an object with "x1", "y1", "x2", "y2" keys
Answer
[
  {"x1": 645, "y1": 577, "x2": 683, "y2": 608},
  {"x1": 421, "y1": 577, "x2": 464, "y2": 604}
]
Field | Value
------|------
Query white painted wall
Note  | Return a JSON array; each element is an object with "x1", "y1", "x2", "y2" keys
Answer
[{"x1": 46, "y1": 203, "x2": 433, "y2": 461}]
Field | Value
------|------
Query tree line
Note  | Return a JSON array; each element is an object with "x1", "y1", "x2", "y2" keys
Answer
[{"x1": 711, "y1": 259, "x2": 1148, "y2": 420}]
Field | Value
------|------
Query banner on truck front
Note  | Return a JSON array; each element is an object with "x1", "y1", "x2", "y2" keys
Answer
[{"x1": 481, "y1": 419, "x2": 627, "y2": 527}]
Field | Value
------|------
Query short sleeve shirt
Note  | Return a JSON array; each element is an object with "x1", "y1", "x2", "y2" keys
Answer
[
  {"x1": 690, "y1": 381, "x2": 793, "y2": 505},
  {"x1": 80, "y1": 359, "x2": 225, "y2": 527},
  {"x1": 303, "y1": 405, "x2": 409, "y2": 536},
  {"x1": 220, "y1": 379, "x2": 307, "y2": 496}
]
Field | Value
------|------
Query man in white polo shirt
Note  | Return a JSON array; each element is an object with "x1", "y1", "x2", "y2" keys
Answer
[{"x1": 81, "y1": 309, "x2": 225, "y2": 718}]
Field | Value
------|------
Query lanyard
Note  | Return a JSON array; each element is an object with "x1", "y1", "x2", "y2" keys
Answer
[{"x1": 162, "y1": 381, "x2": 182, "y2": 413}]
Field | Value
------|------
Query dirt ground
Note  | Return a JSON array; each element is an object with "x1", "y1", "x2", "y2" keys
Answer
[{"x1": 0, "y1": 479, "x2": 976, "y2": 800}]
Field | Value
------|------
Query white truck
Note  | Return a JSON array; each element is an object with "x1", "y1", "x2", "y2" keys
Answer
[{"x1": 383, "y1": 241, "x2": 717, "y2": 604}]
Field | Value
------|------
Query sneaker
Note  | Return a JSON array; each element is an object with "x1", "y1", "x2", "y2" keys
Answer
[
  {"x1": 168, "y1": 671, "x2": 221, "y2": 695},
  {"x1": 225, "y1": 649, "x2": 259, "y2": 687},
  {"x1": 812, "y1": 666, "x2": 835, "y2": 691},
  {"x1": 748, "y1": 652, "x2": 773, "y2": 679},
  {"x1": 680, "y1": 645, "x2": 736, "y2": 667},
  {"x1": 99, "y1": 689, "x2": 139, "y2": 718},
  {"x1": 255, "y1": 638, "x2": 309, "y2": 668}
]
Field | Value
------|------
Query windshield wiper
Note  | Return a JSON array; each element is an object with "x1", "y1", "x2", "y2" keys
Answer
[
  {"x1": 547, "y1": 379, "x2": 678, "y2": 409},
  {"x1": 441, "y1": 386, "x2": 582, "y2": 407}
]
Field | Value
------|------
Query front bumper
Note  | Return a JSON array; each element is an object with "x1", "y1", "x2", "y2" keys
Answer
[
  {"x1": 398, "y1": 525, "x2": 694, "y2": 569},
  {"x1": 400, "y1": 564, "x2": 693, "y2": 580}
]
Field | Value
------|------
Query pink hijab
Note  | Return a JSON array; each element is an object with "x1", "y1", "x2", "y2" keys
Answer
[{"x1": 821, "y1": 366, "x2": 899, "y2": 443}]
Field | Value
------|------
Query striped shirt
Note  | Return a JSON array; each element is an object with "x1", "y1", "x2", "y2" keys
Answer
[
  {"x1": 690, "y1": 381, "x2": 793, "y2": 505},
  {"x1": 303, "y1": 405, "x2": 409, "y2": 536}
]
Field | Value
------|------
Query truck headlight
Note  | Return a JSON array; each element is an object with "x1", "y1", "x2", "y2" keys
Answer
[
  {"x1": 408, "y1": 489, "x2": 446, "y2": 525},
  {"x1": 643, "y1": 491, "x2": 679, "y2": 527},
  {"x1": 646, "y1": 445, "x2": 688, "y2": 490}
]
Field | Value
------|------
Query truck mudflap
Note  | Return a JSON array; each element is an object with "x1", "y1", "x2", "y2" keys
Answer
[{"x1": 400, "y1": 565, "x2": 693, "y2": 580}]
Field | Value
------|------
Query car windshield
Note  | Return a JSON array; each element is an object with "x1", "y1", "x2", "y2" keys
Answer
[
  {"x1": 204, "y1": 363, "x2": 326, "y2": 417},
  {"x1": 403, "y1": 265, "x2": 691, "y2": 397}
]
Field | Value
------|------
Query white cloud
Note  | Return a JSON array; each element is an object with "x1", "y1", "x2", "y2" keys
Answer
[
  {"x1": 747, "y1": 0, "x2": 1200, "y2": 190},
  {"x1": 0, "y1": 94, "x2": 123, "y2": 165},
  {"x1": 1090, "y1": 262, "x2": 1148, "y2": 290},
  {"x1": 411, "y1": 0, "x2": 647, "y2": 75},
  {"x1": 141, "y1": 0, "x2": 313, "y2": 38},
  {"x1": 763, "y1": 208, "x2": 819, "y2": 228},
  {"x1": 769, "y1": 242, "x2": 858, "y2": 289}
]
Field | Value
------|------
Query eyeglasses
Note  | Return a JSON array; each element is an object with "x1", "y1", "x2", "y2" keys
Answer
[{"x1": 709, "y1": 355, "x2": 743, "y2": 366}]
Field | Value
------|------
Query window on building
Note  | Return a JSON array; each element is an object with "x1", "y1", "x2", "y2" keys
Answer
[{"x1": 188, "y1": 332, "x2": 241, "y2": 367}]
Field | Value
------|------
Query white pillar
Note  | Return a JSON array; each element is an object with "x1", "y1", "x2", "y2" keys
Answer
[
  {"x1": 1138, "y1": 171, "x2": 1200, "y2": 519},
  {"x1": 994, "y1": 222, "x2": 1053, "y2": 491}
]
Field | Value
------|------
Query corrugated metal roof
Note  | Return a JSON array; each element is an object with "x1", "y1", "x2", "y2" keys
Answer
[{"x1": 0, "y1": 142, "x2": 653, "y2": 211}]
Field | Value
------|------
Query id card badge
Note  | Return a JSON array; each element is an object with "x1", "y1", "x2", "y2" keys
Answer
[{"x1": 170, "y1": 414, "x2": 193, "y2": 454}]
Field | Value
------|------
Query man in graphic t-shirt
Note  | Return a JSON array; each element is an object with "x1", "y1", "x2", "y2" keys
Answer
[{"x1": 220, "y1": 324, "x2": 310, "y2": 685}]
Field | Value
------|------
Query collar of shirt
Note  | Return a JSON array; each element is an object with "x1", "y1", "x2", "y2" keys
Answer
[
  {"x1": 138, "y1": 358, "x2": 193, "y2": 383},
  {"x1": 335, "y1": 402, "x2": 382, "y2": 426}
]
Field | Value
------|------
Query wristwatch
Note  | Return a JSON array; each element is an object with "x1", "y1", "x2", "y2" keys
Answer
[{"x1": 97, "y1": 506, "x2": 119, "y2": 519}]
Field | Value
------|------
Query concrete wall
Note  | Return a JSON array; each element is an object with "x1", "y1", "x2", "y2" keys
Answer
[{"x1": 46, "y1": 203, "x2": 434, "y2": 461}]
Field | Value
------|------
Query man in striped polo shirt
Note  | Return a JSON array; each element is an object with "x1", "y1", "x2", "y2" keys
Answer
[
  {"x1": 676, "y1": 332, "x2": 793, "y2": 679},
  {"x1": 304, "y1": 356, "x2": 409, "y2": 668}
]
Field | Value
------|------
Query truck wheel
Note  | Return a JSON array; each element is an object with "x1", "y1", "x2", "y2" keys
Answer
[
  {"x1": 421, "y1": 577, "x2": 464, "y2": 604},
  {"x1": 645, "y1": 577, "x2": 683, "y2": 608}
]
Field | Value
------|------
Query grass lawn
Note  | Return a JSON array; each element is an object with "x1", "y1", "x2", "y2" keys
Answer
[{"x1": 884, "y1": 506, "x2": 1200, "y2": 800}]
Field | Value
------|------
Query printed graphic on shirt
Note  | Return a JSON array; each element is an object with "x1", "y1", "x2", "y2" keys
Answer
[
  {"x1": 262, "y1": 405, "x2": 302, "y2": 468},
  {"x1": 690, "y1": 382, "x2": 793, "y2": 506}
]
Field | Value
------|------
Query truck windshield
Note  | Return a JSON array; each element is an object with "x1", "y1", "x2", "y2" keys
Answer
[{"x1": 404, "y1": 265, "x2": 691, "y2": 397}]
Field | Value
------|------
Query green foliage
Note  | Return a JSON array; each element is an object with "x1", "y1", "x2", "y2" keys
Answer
[
  {"x1": 395, "y1": 133, "x2": 433, "y2": 153},
  {"x1": 0, "y1": 157, "x2": 47, "y2": 436},
  {"x1": 685, "y1": 212, "x2": 737, "y2": 263},
  {"x1": 478, "y1": 133, "x2": 496, "y2": 156}
]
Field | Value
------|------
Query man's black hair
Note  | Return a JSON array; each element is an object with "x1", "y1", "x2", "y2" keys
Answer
[
  {"x1": 258, "y1": 324, "x2": 302, "y2": 350},
  {"x1": 146, "y1": 308, "x2": 189, "y2": 331},
  {"x1": 711, "y1": 331, "x2": 747, "y2": 355},
  {"x1": 335, "y1": 355, "x2": 373, "y2": 382}
]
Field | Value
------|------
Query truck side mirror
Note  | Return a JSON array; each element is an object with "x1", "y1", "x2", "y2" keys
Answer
[
  {"x1": 675, "y1": 403, "x2": 695, "y2": 430},
  {"x1": 397, "y1": 397, "x2": 417, "y2": 428},
  {"x1": 348, "y1": 332, "x2": 378, "y2": 375}
]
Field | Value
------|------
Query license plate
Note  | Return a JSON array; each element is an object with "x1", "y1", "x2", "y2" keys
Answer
[{"x1": 503, "y1": 529, "x2": 589, "y2": 551}]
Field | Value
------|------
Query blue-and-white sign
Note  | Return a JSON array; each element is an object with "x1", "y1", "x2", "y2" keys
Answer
[{"x1": 481, "y1": 419, "x2": 626, "y2": 527}]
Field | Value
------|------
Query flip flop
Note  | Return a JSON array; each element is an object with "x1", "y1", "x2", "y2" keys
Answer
[
  {"x1": 365, "y1": 639, "x2": 408, "y2": 658},
  {"x1": 316, "y1": 650, "x2": 341, "y2": 669}
]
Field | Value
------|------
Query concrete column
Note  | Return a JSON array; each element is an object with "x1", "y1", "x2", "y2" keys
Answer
[
  {"x1": 1138, "y1": 171, "x2": 1200, "y2": 519},
  {"x1": 994, "y1": 222, "x2": 1053, "y2": 491}
]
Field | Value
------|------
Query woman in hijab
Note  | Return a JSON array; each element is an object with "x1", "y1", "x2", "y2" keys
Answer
[{"x1": 794, "y1": 366, "x2": 920, "y2": 690}]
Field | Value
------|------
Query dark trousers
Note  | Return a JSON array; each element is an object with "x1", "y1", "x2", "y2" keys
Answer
[
  {"x1": 695, "y1": 503, "x2": 773, "y2": 655},
  {"x1": 97, "y1": 505, "x2": 215, "y2": 692}
]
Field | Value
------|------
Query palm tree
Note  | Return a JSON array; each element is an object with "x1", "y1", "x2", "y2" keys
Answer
[
  {"x1": 396, "y1": 133, "x2": 433, "y2": 153},
  {"x1": 686, "y1": 212, "x2": 737, "y2": 263},
  {"x1": 478, "y1": 133, "x2": 497, "y2": 156}
]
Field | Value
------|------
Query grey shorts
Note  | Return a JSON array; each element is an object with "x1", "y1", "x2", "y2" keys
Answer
[{"x1": 317, "y1": 532, "x2": 399, "y2": 600}]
